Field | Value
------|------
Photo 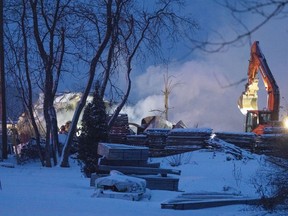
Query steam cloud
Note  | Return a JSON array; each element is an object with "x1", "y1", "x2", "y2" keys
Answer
[{"x1": 124, "y1": 56, "x2": 246, "y2": 132}]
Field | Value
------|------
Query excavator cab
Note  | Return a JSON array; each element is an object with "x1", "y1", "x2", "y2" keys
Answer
[{"x1": 245, "y1": 110, "x2": 272, "y2": 134}]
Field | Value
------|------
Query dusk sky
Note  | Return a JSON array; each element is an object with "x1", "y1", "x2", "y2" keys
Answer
[
  {"x1": 126, "y1": 1, "x2": 288, "y2": 132},
  {"x1": 60, "y1": 1, "x2": 288, "y2": 132}
]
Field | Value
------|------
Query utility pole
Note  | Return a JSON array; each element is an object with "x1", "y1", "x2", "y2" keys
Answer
[{"x1": 0, "y1": 0, "x2": 8, "y2": 159}]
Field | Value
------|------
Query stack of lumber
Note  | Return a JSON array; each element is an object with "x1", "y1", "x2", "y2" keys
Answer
[
  {"x1": 126, "y1": 134, "x2": 147, "y2": 147},
  {"x1": 145, "y1": 128, "x2": 170, "y2": 149},
  {"x1": 145, "y1": 128, "x2": 170, "y2": 156},
  {"x1": 209, "y1": 137, "x2": 254, "y2": 160},
  {"x1": 108, "y1": 114, "x2": 130, "y2": 144},
  {"x1": 91, "y1": 142, "x2": 180, "y2": 191},
  {"x1": 263, "y1": 126, "x2": 288, "y2": 134},
  {"x1": 97, "y1": 143, "x2": 149, "y2": 162},
  {"x1": 255, "y1": 134, "x2": 288, "y2": 157},
  {"x1": 165, "y1": 128, "x2": 212, "y2": 153},
  {"x1": 214, "y1": 132, "x2": 256, "y2": 150},
  {"x1": 126, "y1": 128, "x2": 214, "y2": 157}
]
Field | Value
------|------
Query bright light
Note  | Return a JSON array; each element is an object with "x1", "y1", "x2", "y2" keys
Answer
[{"x1": 283, "y1": 117, "x2": 288, "y2": 128}]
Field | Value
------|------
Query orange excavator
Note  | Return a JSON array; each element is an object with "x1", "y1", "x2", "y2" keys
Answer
[{"x1": 238, "y1": 41, "x2": 284, "y2": 134}]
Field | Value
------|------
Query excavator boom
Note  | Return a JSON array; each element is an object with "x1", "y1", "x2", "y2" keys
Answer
[{"x1": 238, "y1": 41, "x2": 280, "y2": 120}]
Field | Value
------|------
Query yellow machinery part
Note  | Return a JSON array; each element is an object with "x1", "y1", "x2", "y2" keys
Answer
[{"x1": 238, "y1": 79, "x2": 259, "y2": 115}]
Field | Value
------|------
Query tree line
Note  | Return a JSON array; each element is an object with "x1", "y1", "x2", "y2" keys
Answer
[{"x1": 3, "y1": 0, "x2": 197, "y2": 167}]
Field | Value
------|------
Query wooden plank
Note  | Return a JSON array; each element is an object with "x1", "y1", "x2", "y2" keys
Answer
[
  {"x1": 161, "y1": 192, "x2": 261, "y2": 210},
  {"x1": 98, "y1": 143, "x2": 149, "y2": 160},
  {"x1": 136, "y1": 175, "x2": 179, "y2": 191},
  {"x1": 98, "y1": 158, "x2": 160, "y2": 168},
  {"x1": 168, "y1": 128, "x2": 212, "y2": 136},
  {"x1": 161, "y1": 198, "x2": 261, "y2": 210},
  {"x1": 97, "y1": 165, "x2": 181, "y2": 176}
]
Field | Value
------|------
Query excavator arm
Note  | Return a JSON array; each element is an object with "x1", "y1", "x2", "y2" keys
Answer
[{"x1": 238, "y1": 41, "x2": 280, "y2": 121}]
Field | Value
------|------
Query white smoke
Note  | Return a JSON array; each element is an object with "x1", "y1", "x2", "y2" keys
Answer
[{"x1": 126, "y1": 54, "x2": 248, "y2": 132}]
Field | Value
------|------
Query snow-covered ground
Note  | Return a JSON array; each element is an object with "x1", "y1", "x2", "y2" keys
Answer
[{"x1": 0, "y1": 148, "x2": 283, "y2": 216}]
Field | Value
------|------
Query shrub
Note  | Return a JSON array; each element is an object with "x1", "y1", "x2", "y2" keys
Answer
[{"x1": 77, "y1": 83, "x2": 108, "y2": 177}]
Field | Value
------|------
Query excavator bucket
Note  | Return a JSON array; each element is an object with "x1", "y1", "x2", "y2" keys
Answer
[{"x1": 238, "y1": 79, "x2": 259, "y2": 115}]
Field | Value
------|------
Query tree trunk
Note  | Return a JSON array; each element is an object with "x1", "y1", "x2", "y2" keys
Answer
[
  {"x1": 108, "y1": 69, "x2": 132, "y2": 129},
  {"x1": 43, "y1": 105, "x2": 52, "y2": 167},
  {"x1": 49, "y1": 106, "x2": 59, "y2": 165},
  {"x1": 60, "y1": 0, "x2": 113, "y2": 168},
  {"x1": 0, "y1": 0, "x2": 7, "y2": 159},
  {"x1": 28, "y1": 110, "x2": 45, "y2": 166}
]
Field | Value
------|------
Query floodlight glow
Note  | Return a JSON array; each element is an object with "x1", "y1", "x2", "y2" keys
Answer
[{"x1": 283, "y1": 117, "x2": 288, "y2": 129}]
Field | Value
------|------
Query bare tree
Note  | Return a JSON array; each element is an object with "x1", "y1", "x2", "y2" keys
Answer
[
  {"x1": 13, "y1": 0, "x2": 46, "y2": 165},
  {"x1": 162, "y1": 71, "x2": 182, "y2": 121},
  {"x1": 102, "y1": 0, "x2": 197, "y2": 128},
  {"x1": 189, "y1": 0, "x2": 288, "y2": 52},
  {"x1": 6, "y1": 0, "x2": 71, "y2": 166},
  {"x1": 60, "y1": 0, "x2": 198, "y2": 167},
  {"x1": 60, "y1": 0, "x2": 113, "y2": 167},
  {"x1": 29, "y1": 0, "x2": 70, "y2": 167}
]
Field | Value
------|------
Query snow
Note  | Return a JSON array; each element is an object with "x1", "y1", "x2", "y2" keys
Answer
[
  {"x1": 94, "y1": 170, "x2": 146, "y2": 193},
  {"x1": 169, "y1": 127, "x2": 213, "y2": 133},
  {"x1": 0, "y1": 148, "x2": 281, "y2": 216}
]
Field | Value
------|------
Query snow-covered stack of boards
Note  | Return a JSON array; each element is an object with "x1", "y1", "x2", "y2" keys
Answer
[
  {"x1": 255, "y1": 134, "x2": 288, "y2": 157},
  {"x1": 165, "y1": 128, "x2": 212, "y2": 153},
  {"x1": 92, "y1": 142, "x2": 181, "y2": 191},
  {"x1": 92, "y1": 170, "x2": 151, "y2": 201},
  {"x1": 126, "y1": 134, "x2": 147, "y2": 146},
  {"x1": 214, "y1": 132, "x2": 256, "y2": 150},
  {"x1": 145, "y1": 128, "x2": 170, "y2": 149},
  {"x1": 126, "y1": 128, "x2": 213, "y2": 157}
]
